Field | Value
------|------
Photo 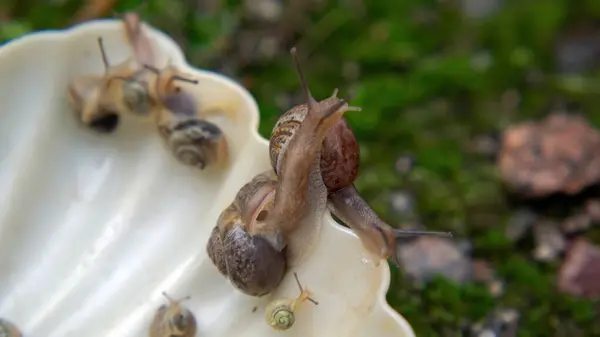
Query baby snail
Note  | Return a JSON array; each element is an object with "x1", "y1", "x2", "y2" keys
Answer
[
  {"x1": 0, "y1": 318, "x2": 22, "y2": 337},
  {"x1": 269, "y1": 51, "x2": 453, "y2": 267},
  {"x1": 149, "y1": 292, "x2": 197, "y2": 337},
  {"x1": 67, "y1": 36, "x2": 151, "y2": 133},
  {"x1": 265, "y1": 272, "x2": 318, "y2": 331},
  {"x1": 156, "y1": 114, "x2": 229, "y2": 170},
  {"x1": 144, "y1": 63, "x2": 229, "y2": 170},
  {"x1": 206, "y1": 47, "x2": 360, "y2": 296}
]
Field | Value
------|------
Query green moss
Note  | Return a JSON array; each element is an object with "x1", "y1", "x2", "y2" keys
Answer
[{"x1": 4, "y1": 0, "x2": 600, "y2": 335}]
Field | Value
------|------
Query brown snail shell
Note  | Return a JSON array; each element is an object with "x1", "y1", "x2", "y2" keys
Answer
[
  {"x1": 270, "y1": 88, "x2": 360, "y2": 192},
  {"x1": 207, "y1": 171, "x2": 286, "y2": 297},
  {"x1": 149, "y1": 292, "x2": 196, "y2": 337}
]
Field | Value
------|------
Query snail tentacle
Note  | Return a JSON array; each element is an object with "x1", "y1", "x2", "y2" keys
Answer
[{"x1": 328, "y1": 185, "x2": 452, "y2": 267}]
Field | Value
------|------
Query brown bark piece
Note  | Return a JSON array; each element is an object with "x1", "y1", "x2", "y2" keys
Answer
[
  {"x1": 557, "y1": 239, "x2": 600, "y2": 299},
  {"x1": 498, "y1": 114, "x2": 600, "y2": 198}
]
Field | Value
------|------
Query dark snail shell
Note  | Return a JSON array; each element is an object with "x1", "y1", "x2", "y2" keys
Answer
[
  {"x1": 206, "y1": 172, "x2": 287, "y2": 297},
  {"x1": 207, "y1": 223, "x2": 286, "y2": 297},
  {"x1": 269, "y1": 96, "x2": 360, "y2": 192},
  {"x1": 222, "y1": 226, "x2": 286, "y2": 297},
  {"x1": 159, "y1": 118, "x2": 227, "y2": 170}
]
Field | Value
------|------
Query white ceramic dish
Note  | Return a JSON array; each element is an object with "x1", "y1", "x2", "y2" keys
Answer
[{"x1": 0, "y1": 20, "x2": 416, "y2": 337}]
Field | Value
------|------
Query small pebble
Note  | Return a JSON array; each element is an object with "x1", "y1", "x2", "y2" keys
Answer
[
  {"x1": 498, "y1": 113, "x2": 600, "y2": 198},
  {"x1": 584, "y1": 199, "x2": 600, "y2": 223},
  {"x1": 533, "y1": 221, "x2": 566, "y2": 262},
  {"x1": 488, "y1": 279, "x2": 505, "y2": 298},
  {"x1": 395, "y1": 154, "x2": 415, "y2": 175},
  {"x1": 505, "y1": 209, "x2": 537, "y2": 242},
  {"x1": 558, "y1": 239, "x2": 600, "y2": 299},
  {"x1": 471, "y1": 133, "x2": 500, "y2": 157},
  {"x1": 389, "y1": 190, "x2": 416, "y2": 215},
  {"x1": 397, "y1": 236, "x2": 471, "y2": 285},
  {"x1": 471, "y1": 259, "x2": 495, "y2": 283},
  {"x1": 561, "y1": 212, "x2": 592, "y2": 235},
  {"x1": 555, "y1": 31, "x2": 600, "y2": 74},
  {"x1": 243, "y1": 0, "x2": 283, "y2": 22},
  {"x1": 460, "y1": 0, "x2": 502, "y2": 19},
  {"x1": 470, "y1": 308, "x2": 520, "y2": 337}
]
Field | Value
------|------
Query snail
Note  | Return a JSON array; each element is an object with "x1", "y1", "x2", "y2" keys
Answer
[
  {"x1": 269, "y1": 55, "x2": 453, "y2": 267},
  {"x1": 265, "y1": 272, "x2": 318, "y2": 331},
  {"x1": 149, "y1": 292, "x2": 197, "y2": 337},
  {"x1": 0, "y1": 318, "x2": 22, "y2": 337},
  {"x1": 206, "y1": 47, "x2": 360, "y2": 296},
  {"x1": 143, "y1": 61, "x2": 231, "y2": 170},
  {"x1": 156, "y1": 113, "x2": 229, "y2": 170},
  {"x1": 67, "y1": 37, "x2": 149, "y2": 133}
]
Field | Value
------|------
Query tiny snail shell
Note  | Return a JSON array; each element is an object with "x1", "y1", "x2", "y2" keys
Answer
[
  {"x1": 265, "y1": 272, "x2": 318, "y2": 331},
  {"x1": 149, "y1": 292, "x2": 197, "y2": 337},
  {"x1": 158, "y1": 115, "x2": 228, "y2": 170},
  {"x1": 0, "y1": 318, "x2": 22, "y2": 337}
]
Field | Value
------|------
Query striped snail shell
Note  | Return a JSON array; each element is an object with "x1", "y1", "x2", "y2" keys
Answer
[
  {"x1": 269, "y1": 88, "x2": 360, "y2": 192},
  {"x1": 264, "y1": 272, "x2": 318, "y2": 331},
  {"x1": 265, "y1": 300, "x2": 295, "y2": 330},
  {"x1": 159, "y1": 117, "x2": 227, "y2": 170}
]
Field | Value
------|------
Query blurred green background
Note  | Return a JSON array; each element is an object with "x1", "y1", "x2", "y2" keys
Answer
[{"x1": 2, "y1": 0, "x2": 600, "y2": 335}]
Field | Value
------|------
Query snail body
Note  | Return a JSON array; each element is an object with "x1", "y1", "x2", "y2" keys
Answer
[
  {"x1": 67, "y1": 37, "x2": 151, "y2": 133},
  {"x1": 207, "y1": 47, "x2": 360, "y2": 296},
  {"x1": 0, "y1": 318, "x2": 22, "y2": 337},
  {"x1": 265, "y1": 272, "x2": 318, "y2": 331},
  {"x1": 149, "y1": 292, "x2": 196, "y2": 337},
  {"x1": 268, "y1": 67, "x2": 452, "y2": 267}
]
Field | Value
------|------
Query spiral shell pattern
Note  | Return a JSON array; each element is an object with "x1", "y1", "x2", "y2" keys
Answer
[
  {"x1": 164, "y1": 118, "x2": 224, "y2": 170},
  {"x1": 266, "y1": 305, "x2": 295, "y2": 330},
  {"x1": 121, "y1": 80, "x2": 151, "y2": 116},
  {"x1": 269, "y1": 96, "x2": 360, "y2": 192}
]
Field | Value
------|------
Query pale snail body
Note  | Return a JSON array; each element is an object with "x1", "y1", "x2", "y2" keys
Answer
[
  {"x1": 149, "y1": 292, "x2": 197, "y2": 337},
  {"x1": 264, "y1": 272, "x2": 318, "y2": 331},
  {"x1": 67, "y1": 37, "x2": 154, "y2": 133},
  {"x1": 0, "y1": 319, "x2": 22, "y2": 337},
  {"x1": 207, "y1": 47, "x2": 359, "y2": 297}
]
